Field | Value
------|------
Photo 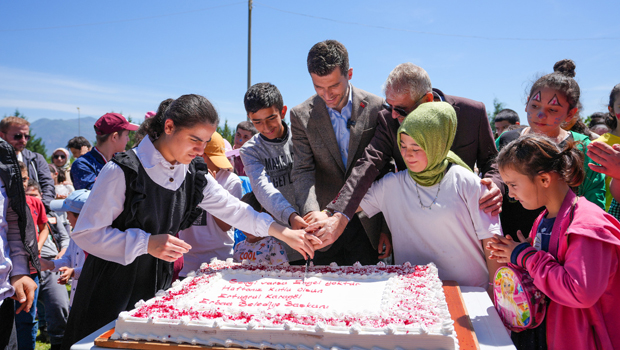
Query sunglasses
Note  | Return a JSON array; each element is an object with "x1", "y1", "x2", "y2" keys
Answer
[
  {"x1": 383, "y1": 102, "x2": 408, "y2": 117},
  {"x1": 53, "y1": 154, "x2": 66, "y2": 160},
  {"x1": 13, "y1": 133, "x2": 31, "y2": 141},
  {"x1": 383, "y1": 93, "x2": 429, "y2": 117}
]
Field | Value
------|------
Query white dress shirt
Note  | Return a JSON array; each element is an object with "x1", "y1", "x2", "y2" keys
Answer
[{"x1": 71, "y1": 137, "x2": 274, "y2": 266}]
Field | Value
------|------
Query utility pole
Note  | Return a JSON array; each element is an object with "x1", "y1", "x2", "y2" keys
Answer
[
  {"x1": 77, "y1": 107, "x2": 81, "y2": 136},
  {"x1": 247, "y1": 0, "x2": 252, "y2": 90}
]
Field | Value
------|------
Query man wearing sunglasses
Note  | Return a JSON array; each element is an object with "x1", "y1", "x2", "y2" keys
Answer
[
  {"x1": 0, "y1": 117, "x2": 55, "y2": 212},
  {"x1": 309, "y1": 63, "x2": 502, "y2": 255}
]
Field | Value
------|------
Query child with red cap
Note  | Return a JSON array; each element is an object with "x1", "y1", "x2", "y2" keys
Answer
[{"x1": 70, "y1": 113, "x2": 138, "y2": 190}]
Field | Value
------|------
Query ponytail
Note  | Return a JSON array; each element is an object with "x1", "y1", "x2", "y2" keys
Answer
[
  {"x1": 556, "y1": 143, "x2": 585, "y2": 187},
  {"x1": 142, "y1": 99, "x2": 173, "y2": 141},
  {"x1": 143, "y1": 94, "x2": 219, "y2": 142},
  {"x1": 497, "y1": 134, "x2": 584, "y2": 188}
]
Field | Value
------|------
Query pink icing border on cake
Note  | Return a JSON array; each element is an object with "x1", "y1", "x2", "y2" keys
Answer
[{"x1": 128, "y1": 261, "x2": 444, "y2": 329}]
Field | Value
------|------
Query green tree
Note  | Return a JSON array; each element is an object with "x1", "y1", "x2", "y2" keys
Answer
[
  {"x1": 217, "y1": 119, "x2": 234, "y2": 146},
  {"x1": 487, "y1": 98, "x2": 506, "y2": 134},
  {"x1": 4, "y1": 109, "x2": 48, "y2": 159},
  {"x1": 124, "y1": 115, "x2": 140, "y2": 150}
]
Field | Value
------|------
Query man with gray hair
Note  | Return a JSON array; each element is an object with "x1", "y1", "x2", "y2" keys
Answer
[{"x1": 309, "y1": 63, "x2": 501, "y2": 253}]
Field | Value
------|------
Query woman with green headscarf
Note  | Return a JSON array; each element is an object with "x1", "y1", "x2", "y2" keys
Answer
[{"x1": 358, "y1": 102, "x2": 504, "y2": 291}]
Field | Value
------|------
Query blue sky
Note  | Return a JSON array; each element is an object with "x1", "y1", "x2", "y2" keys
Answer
[{"x1": 1, "y1": 0, "x2": 618, "y2": 131}]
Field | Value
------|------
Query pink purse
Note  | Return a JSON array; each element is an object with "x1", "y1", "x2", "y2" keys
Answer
[
  {"x1": 494, "y1": 197, "x2": 578, "y2": 332},
  {"x1": 494, "y1": 265, "x2": 547, "y2": 332}
]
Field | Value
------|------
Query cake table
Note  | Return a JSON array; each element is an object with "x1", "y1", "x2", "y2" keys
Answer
[{"x1": 80, "y1": 281, "x2": 515, "y2": 350}]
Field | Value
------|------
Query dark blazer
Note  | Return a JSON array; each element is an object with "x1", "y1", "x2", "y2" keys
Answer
[
  {"x1": 290, "y1": 85, "x2": 385, "y2": 247},
  {"x1": 0, "y1": 139, "x2": 40, "y2": 275},
  {"x1": 328, "y1": 88, "x2": 500, "y2": 219}
]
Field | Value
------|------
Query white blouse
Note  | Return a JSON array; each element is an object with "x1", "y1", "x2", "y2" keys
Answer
[{"x1": 71, "y1": 137, "x2": 274, "y2": 266}]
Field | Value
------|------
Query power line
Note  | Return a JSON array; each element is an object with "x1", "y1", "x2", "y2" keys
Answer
[
  {"x1": 255, "y1": 2, "x2": 620, "y2": 42},
  {"x1": 0, "y1": 2, "x2": 246, "y2": 32}
]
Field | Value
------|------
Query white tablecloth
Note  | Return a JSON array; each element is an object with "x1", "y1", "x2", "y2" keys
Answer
[{"x1": 72, "y1": 287, "x2": 515, "y2": 350}]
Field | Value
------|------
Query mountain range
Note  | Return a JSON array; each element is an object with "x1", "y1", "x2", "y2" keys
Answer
[{"x1": 30, "y1": 117, "x2": 98, "y2": 154}]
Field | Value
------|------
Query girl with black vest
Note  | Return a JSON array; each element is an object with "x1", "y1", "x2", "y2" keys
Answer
[{"x1": 61, "y1": 94, "x2": 319, "y2": 349}]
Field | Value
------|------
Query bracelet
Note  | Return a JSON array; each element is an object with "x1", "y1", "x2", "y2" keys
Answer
[{"x1": 321, "y1": 209, "x2": 335, "y2": 217}]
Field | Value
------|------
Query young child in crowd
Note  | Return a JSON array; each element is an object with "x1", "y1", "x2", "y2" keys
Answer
[
  {"x1": 497, "y1": 59, "x2": 605, "y2": 240},
  {"x1": 592, "y1": 83, "x2": 620, "y2": 217},
  {"x1": 177, "y1": 132, "x2": 242, "y2": 278},
  {"x1": 49, "y1": 164, "x2": 74, "y2": 200},
  {"x1": 488, "y1": 134, "x2": 620, "y2": 350},
  {"x1": 233, "y1": 192, "x2": 288, "y2": 266},
  {"x1": 16, "y1": 162, "x2": 49, "y2": 350},
  {"x1": 494, "y1": 108, "x2": 520, "y2": 140},
  {"x1": 61, "y1": 94, "x2": 319, "y2": 349},
  {"x1": 358, "y1": 102, "x2": 503, "y2": 290},
  {"x1": 25, "y1": 180, "x2": 70, "y2": 350},
  {"x1": 40, "y1": 190, "x2": 89, "y2": 308},
  {"x1": 240, "y1": 82, "x2": 307, "y2": 263},
  {"x1": 231, "y1": 121, "x2": 258, "y2": 176}
]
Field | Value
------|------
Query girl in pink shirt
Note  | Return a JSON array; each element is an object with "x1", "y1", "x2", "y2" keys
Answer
[{"x1": 489, "y1": 134, "x2": 620, "y2": 350}]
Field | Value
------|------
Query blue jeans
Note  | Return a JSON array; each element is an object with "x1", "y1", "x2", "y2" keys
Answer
[{"x1": 14, "y1": 274, "x2": 39, "y2": 350}]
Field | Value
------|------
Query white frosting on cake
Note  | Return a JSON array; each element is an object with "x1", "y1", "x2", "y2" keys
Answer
[{"x1": 112, "y1": 259, "x2": 458, "y2": 350}]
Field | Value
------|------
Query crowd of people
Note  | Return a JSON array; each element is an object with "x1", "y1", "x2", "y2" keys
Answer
[{"x1": 0, "y1": 39, "x2": 619, "y2": 350}]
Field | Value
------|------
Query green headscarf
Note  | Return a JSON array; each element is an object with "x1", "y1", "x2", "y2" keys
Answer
[{"x1": 397, "y1": 101, "x2": 472, "y2": 187}]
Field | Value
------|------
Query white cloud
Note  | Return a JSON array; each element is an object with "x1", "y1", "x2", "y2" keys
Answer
[{"x1": 0, "y1": 66, "x2": 172, "y2": 120}]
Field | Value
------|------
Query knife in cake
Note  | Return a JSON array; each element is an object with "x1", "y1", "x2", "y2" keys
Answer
[{"x1": 303, "y1": 258, "x2": 309, "y2": 283}]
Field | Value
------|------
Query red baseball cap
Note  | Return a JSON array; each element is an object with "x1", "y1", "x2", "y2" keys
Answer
[{"x1": 94, "y1": 113, "x2": 139, "y2": 135}]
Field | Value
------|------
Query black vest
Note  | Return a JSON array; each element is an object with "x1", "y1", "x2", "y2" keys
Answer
[{"x1": 62, "y1": 151, "x2": 208, "y2": 350}]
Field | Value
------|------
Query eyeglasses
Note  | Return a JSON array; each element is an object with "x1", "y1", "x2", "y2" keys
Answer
[
  {"x1": 13, "y1": 133, "x2": 31, "y2": 141},
  {"x1": 53, "y1": 154, "x2": 66, "y2": 160}
]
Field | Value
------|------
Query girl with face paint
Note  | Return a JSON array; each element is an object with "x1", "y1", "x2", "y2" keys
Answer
[
  {"x1": 489, "y1": 134, "x2": 620, "y2": 350},
  {"x1": 496, "y1": 59, "x2": 607, "y2": 349}
]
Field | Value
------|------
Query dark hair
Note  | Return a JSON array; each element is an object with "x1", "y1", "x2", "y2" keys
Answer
[
  {"x1": 142, "y1": 94, "x2": 219, "y2": 141},
  {"x1": 133, "y1": 122, "x2": 148, "y2": 146},
  {"x1": 240, "y1": 192, "x2": 263, "y2": 213},
  {"x1": 529, "y1": 59, "x2": 581, "y2": 112},
  {"x1": 236, "y1": 121, "x2": 258, "y2": 136},
  {"x1": 27, "y1": 178, "x2": 41, "y2": 194},
  {"x1": 18, "y1": 161, "x2": 26, "y2": 172},
  {"x1": 605, "y1": 83, "x2": 620, "y2": 130},
  {"x1": 67, "y1": 136, "x2": 91, "y2": 150},
  {"x1": 568, "y1": 117, "x2": 597, "y2": 140},
  {"x1": 497, "y1": 134, "x2": 584, "y2": 188},
  {"x1": 57, "y1": 167, "x2": 67, "y2": 183},
  {"x1": 307, "y1": 40, "x2": 349, "y2": 77},
  {"x1": 494, "y1": 109, "x2": 520, "y2": 124},
  {"x1": 589, "y1": 112, "x2": 608, "y2": 128},
  {"x1": 244, "y1": 83, "x2": 284, "y2": 114}
]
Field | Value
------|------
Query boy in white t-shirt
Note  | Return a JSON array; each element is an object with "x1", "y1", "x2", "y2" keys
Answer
[
  {"x1": 177, "y1": 132, "x2": 243, "y2": 277},
  {"x1": 233, "y1": 192, "x2": 288, "y2": 266}
]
